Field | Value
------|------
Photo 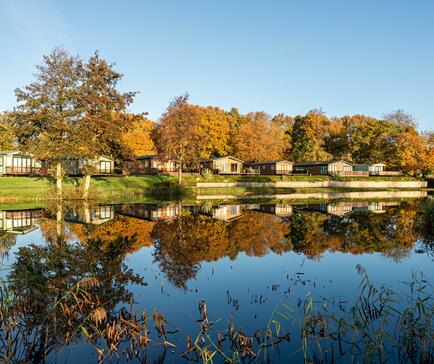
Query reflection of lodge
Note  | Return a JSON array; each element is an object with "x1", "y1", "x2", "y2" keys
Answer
[
  {"x1": 63, "y1": 205, "x2": 115, "y2": 225},
  {"x1": 207, "y1": 205, "x2": 243, "y2": 222},
  {"x1": 255, "y1": 204, "x2": 293, "y2": 217},
  {"x1": 296, "y1": 201, "x2": 401, "y2": 216},
  {"x1": 0, "y1": 209, "x2": 43, "y2": 234},
  {"x1": 118, "y1": 204, "x2": 180, "y2": 222}
]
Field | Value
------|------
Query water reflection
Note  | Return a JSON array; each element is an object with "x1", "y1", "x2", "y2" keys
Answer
[
  {"x1": 0, "y1": 196, "x2": 433, "y2": 362},
  {"x1": 1, "y1": 197, "x2": 433, "y2": 272}
]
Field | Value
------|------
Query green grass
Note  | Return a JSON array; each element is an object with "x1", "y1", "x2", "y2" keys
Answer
[
  {"x1": 0, "y1": 174, "x2": 424, "y2": 203},
  {"x1": 0, "y1": 175, "x2": 175, "y2": 202}
]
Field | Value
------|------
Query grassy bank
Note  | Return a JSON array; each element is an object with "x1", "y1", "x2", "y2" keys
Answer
[
  {"x1": 0, "y1": 176, "x2": 175, "y2": 202},
  {"x1": 0, "y1": 175, "x2": 425, "y2": 203}
]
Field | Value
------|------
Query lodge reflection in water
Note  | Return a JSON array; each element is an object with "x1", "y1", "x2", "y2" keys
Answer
[
  {"x1": 0, "y1": 198, "x2": 433, "y2": 288},
  {"x1": 0, "y1": 209, "x2": 43, "y2": 234}
]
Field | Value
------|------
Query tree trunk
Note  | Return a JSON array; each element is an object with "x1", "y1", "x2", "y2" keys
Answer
[
  {"x1": 83, "y1": 200, "x2": 91, "y2": 224},
  {"x1": 178, "y1": 164, "x2": 182, "y2": 185},
  {"x1": 56, "y1": 162, "x2": 63, "y2": 200},
  {"x1": 83, "y1": 174, "x2": 92, "y2": 200},
  {"x1": 56, "y1": 202, "x2": 63, "y2": 247}
]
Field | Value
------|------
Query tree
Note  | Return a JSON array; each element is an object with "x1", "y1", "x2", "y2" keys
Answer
[
  {"x1": 289, "y1": 110, "x2": 331, "y2": 162},
  {"x1": 383, "y1": 109, "x2": 417, "y2": 128},
  {"x1": 230, "y1": 112, "x2": 287, "y2": 162},
  {"x1": 75, "y1": 51, "x2": 136, "y2": 199},
  {"x1": 11, "y1": 48, "x2": 83, "y2": 199},
  {"x1": 0, "y1": 113, "x2": 16, "y2": 150},
  {"x1": 339, "y1": 115, "x2": 398, "y2": 165},
  {"x1": 324, "y1": 117, "x2": 352, "y2": 160},
  {"x1": 197, "y1": 106, "x2": 233, "y2": 158},
  {"x1": 153, "y1": 94, "x2": 204, "y2": 184},
  {"x1": 122, "y1": 115, "x2": 157, "y2": 157},
  {"x1": 10, "y1": 48, "x2": 136, "y2": 199}
]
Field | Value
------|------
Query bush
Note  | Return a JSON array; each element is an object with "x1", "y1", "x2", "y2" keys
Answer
[{"x1": 201, "y1": 168, "x2": 213, "y2": 180}]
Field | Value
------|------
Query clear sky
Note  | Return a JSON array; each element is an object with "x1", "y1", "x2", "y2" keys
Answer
[{"x1": 1, "y1": 0, "x2": 433, "y2": 129}]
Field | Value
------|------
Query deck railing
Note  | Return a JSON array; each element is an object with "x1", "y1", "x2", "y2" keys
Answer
[
  {"x1": 4, "y1": 167, "x2": 41, "y2": 175},
  {"x1": 338, "y1": 170, "x2": 370, "y2": 176}
]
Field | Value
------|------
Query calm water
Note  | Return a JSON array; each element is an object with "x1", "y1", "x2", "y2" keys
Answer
[{"x1": 0, "y1": 195, "x2": 433, "y2": 363}]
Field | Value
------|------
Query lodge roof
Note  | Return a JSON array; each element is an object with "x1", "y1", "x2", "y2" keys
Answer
[
  {"x1": 294, "y1": 159, "x2": 353, "y2": 167},
  {"x1": 202, "y1": 155, "x2": 244, "y2": 163},
  {"x1": 354, "y1": 163, "x2": 386, "y2": 166},
  {"x1": 245, "y1": 160, "x2": 293, "y2": 166}
]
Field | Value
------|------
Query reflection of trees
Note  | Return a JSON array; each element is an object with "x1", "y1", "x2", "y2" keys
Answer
[
  {"x1": 0, "y1": 231, "x2": 16, "y2": 260},
  {"x1": 152, "y1": 211, "x2": 230, "y2": 289},
  {"x1": 152, "y1": 211, "x2": 291, "y2": 288},
  {"x1": 230, "y1": 211, "x2": 291, "y2": 256},
  {"x1": 288, "y1": 212, "x2": 330, "y2": 259},
  {"x1": 4, "y1": 234, "x2": 144, "y2": 362},
  {"x1": 71, "y1": 215, "x2": 155, "y2": 253},
  {"x1": 416, "y1": 197, "x2": 434, "y2": 256},
  {"x1": 289, "y1": 203, "x2": 423, "y2": 261}
]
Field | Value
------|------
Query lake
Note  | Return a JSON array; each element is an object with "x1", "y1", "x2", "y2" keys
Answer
[{"x1": 0, "y1": 194, "x2": 433, "y2": 363}]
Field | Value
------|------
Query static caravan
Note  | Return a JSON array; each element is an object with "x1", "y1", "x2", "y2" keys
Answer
[
  {"x1": 0, "y1": 151, "x2": 42, "y2": 176},
  {"x1": 353, "y1": 163, "x2": 400, "y2": 176},
  {"x1": 63, "y1": 205, "x2": 115, "y2": 225},
  {"x1": 244, "y1": 160, "x2": 293, "y2": 175},
  {"x1": 63, "y1": 156, "x2": 115, "y2": 176},
  {"x1": 211, "y1": 205, "x2": 243, "y2": 222},
  {"x1": 122, "y1": 155, "x2": 178, "y2": 175},
  {"x1": 200, "y1": 156, "x2": 244, "y2": 174},
  {"x1": 294, "y1": 160, "x2": 367, "y2": 176},
  {"x1": 257, "y1": 204, "x2": 293, "y2": 217},
  {"x1": 119, "y1": 204, "x2": 180, "y2": 222},
  {"x1": 0, "y1": 209, "x2": 43, "y2": 234}
]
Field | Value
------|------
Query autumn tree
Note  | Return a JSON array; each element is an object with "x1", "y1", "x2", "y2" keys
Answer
[
  {"x1": 11, "y1": 48, "x2": 83, "y2": 199},
  {"x1": 75, "y1": 51, "x2": 136, "y2": 199},
  {"x1": 122, "y1": 115, "x2": 157, "y2": 157},
  {"x1": 272, "y1": 113, "x2": 293, "y2": 156},
  {"x1": 338, "y1": 115, "x2": 398, "y2": 164},
  {"x1": 0, "y1": 113, "x2": 16, "y2": 150},
  {"x1": 323, "y1": 117, "x2": 352, "y2": 160},
  {"x1": 384, "y1": 110, "x2": 432, "y2": 173},
  {"x1": 230, "y1": 112, "x2": 287, "y2": 162},
  {"x1": 289, "y1": 110, "x2": 331, "y2": 162},
  {"x1": 10, "y1": 48, "x2": 136, "y2": 199},
  {"x1": 153, "y1": 94, "x2": 204, "y2": 184},
  {"x1": 197, "y1": 106, "x2": 233, "y2": 158}
]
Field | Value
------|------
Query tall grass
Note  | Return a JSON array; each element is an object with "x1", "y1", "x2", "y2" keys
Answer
[{"x1": 0, "y1": 269, "x2": 432, "y2": 363}]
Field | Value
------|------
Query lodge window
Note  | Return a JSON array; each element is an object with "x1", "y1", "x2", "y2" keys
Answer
[
  {"x1": 99, "y1": 161, "x2": 112, "y2": 174},
  {"x1": 0, "y1": 156, "x2": 3, "y2": 166},
  {"x1": 99, "y1": 206, "x2": 113, "y2": 219},
  {"x1": 12, "y1": 156, "x2": 33, "y2": 172},
  {"x1": 11, "y1": 211, "x2": 33, "y2": 229}
]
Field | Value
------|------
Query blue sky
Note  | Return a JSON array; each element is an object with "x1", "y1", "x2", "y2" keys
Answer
[{"x1": 1, "y1": 0, "x2": 433, "y2": 129}]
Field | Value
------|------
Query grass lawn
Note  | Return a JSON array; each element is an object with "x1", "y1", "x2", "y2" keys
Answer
[
  {"x1": 0, "y1": 175, "x2": 175, "y2": 202},
  {"x1": 0, "y1": 174, "x2": 424, "y2": 203}
]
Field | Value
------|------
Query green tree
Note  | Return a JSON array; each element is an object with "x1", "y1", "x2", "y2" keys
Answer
[
  {"x1": 11, "y1": 48, "x2": 83, "y2": 199},
  {"x1": 10, "y1": 48, "x2": 136, "y2": 199},
  {"x1": 289, "y1": 110, "x2": 331, "y2": 162}
]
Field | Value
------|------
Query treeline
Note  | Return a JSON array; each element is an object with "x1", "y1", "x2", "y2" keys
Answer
[
  {"x1": 136, "y1": 100, "x2": 434, "y2": 176},
  {"x1": 1, "y1": 48, "x2": 433, "y2": 197}
]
